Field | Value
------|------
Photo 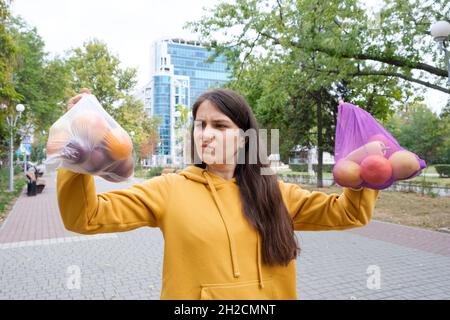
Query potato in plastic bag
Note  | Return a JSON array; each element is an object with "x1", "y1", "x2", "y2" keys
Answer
[
  {"x1": 44, "y1": 93, "x2": 134, "y2": 182},
  {"x1": 333, "y1": 102, "x2": 427, "y2": 190}
]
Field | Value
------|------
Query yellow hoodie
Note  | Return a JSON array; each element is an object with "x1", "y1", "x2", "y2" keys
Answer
[{"x1": 57, "y1": 165, "x2": 379, "y2": 300}]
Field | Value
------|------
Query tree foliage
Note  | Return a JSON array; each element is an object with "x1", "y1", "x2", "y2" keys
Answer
[{"x1": 187, "y1": 0, "x2": 450, "y2": 184}]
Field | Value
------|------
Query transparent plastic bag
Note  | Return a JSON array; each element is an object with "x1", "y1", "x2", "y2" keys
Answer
[
  {"x1": 333, "y1": 102, "x2": 427, "y2": 190},
  {"x1": 44, "y1": 93, "x2": 134, "y2": 182}
]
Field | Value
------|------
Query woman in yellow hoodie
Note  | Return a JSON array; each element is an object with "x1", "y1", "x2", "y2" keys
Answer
[{"x1": 57, "y1": 88, "x2": 379, "y2": 300}]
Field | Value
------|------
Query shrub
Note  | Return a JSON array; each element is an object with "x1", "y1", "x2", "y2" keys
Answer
[
  {"x1": 434, "y1": 165, "x2": 450, "y2": 178},
  {"x1": 289, "y1": 164, "x2": 308, "y2": 172},
  {"x1": 146, "y1": 166, "x2": 164, "y2": 178}
]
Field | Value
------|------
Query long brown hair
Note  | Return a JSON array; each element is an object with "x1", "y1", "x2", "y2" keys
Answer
[{"x1": 191, "y1": 88, "x2": 299, "y2": 266}]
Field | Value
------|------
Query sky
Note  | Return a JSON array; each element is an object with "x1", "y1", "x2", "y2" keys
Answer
[
  {"x1": 11, "y1": 0, "x2": 218, "y2": 87},
  {"x1": 10, "y1": 0, "x2": 448, "y2": 114}
]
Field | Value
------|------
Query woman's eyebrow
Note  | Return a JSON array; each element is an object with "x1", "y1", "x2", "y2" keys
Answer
[
  {"x1": 211, "y1": 119, "x2": 231, "y2": 123},
  {"x1": 211, "y1": 118, "x2": 232, "y2": 123},
  {"x1": 196, "y1": 118, "x2": 232, "y2": 123}
]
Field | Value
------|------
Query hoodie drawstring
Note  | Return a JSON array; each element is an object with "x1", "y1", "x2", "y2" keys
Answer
[
  {"x1": 201, "y1": 169, "x2": 264, "y2": 288},
  {"x1": 256, "y1": 232, "x2": 265, "y2": 288},
  {"x1": 202, "y1": 171, "x2": 241, "y2": 278}
]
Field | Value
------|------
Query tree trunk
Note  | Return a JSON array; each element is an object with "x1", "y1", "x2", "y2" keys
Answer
[
  {"x1": 317, "y1": 102, "x2": 323, "y2": 188},
  {"x1": 307, "y1": 148, "x2": 314, "y2": 176}
]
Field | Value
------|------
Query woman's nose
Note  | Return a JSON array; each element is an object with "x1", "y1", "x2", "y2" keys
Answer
[{"x1": 202, "y1": 125, "x2": 215, "y2": 141}]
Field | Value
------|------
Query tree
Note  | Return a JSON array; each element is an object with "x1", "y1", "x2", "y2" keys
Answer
[
  {"x1": 9, "y1": 17, "x2": 72, "y2": 132},
  {"x1": 225, "y1": 57, "x2": 317, "y2": 160},
  {"x1": 65, "y1": 39, "x2": 161, "y2": 164},
  {"x1": 174, "y1": 104, "x2": 191, "y2": 166},
  {"x1": 441, "y1": 97, "x2": 450, "y2": 119},
  {"x1": 112, "y1": 96, "x2": 160, "y2": 165},
  {"x1": 0, "y1": 0, "x2": 18, "y2": 101},
  {"x1": 0, "y1": 0, "x2": 20, "y2": 163},
  {"x1": 66, "y1": 39, "x2": 138, "y2": 115},
  {"x1": 188, "y1": 0, "x2": 450, "y2": 91},
  {"x1": 187, "y1": 0, "x2": 447, "y2": 186},
  {"x1": 0, "y1": 16, "x2": 72, "y2": 163},
  {"x1": 437, "y1": 103, "x2": 450, "y2": 164},
  {"x1": 385, "y1": 103, "x2": 445, "y2": 165}
]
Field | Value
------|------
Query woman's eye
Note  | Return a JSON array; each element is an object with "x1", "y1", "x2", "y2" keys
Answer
[
  {"x1": 216, "y1": 124, "x2": 227, "y2": 128},
  {"x1": 194, "y1": 121, "x2": 202, "y2": 127}
]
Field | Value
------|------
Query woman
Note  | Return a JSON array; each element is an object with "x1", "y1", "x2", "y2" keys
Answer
[{"x1": 57, "y1": 88, "x2": 379, "y2": 300}]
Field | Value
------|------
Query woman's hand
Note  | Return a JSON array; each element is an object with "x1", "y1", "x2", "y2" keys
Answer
[{"x1": 67, "y1": 88, "x2": 91, "y2": 111}]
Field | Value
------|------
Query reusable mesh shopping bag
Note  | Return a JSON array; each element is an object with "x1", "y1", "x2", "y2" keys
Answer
[{"x1": 333, "y1": 102, "x2": 427, "y2": 190}]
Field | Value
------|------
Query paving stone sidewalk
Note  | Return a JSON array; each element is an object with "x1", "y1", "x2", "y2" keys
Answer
[{"x1": 0, "y1": 170, "x2": 448, "y2": 300}]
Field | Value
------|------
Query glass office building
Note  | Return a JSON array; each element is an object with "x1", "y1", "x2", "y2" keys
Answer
[
  {"x1": 167, "y1": 41, "x2": 230, "y2": 106},
  {"x1": 145, "y1": 39, "x2": 231, "y2": 166}
]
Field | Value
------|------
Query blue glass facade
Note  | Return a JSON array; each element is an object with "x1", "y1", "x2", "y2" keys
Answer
[
  {"x1": 150, "y1": 40, "x2": 231, "y2": 164},
  {"x1": 153, "y1": 75, "x2": 171, "y2": 156},
  {"x1": 167, "y1": 43, "x2": 230, "y2": 106}
]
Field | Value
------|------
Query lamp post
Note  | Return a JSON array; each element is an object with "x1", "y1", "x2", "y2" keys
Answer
[
  {"x1": 4, "y1": 104, "x2": 25, "y2": 192},
  {"x1": 21, "y1": 144, "x2": 27, "y2": 175},
  {"x1": 431, "y1": 21, "x2": 450, "y2": 85}
]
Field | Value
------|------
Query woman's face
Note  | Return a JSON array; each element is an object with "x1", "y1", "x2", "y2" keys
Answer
[{"x1": 193, "y1": 100, "x2": 244, "y2": 165}]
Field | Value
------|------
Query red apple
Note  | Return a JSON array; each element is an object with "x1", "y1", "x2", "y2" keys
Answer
[{"x1": 360, "y1": 155, "x2": 393, "y2": 186}]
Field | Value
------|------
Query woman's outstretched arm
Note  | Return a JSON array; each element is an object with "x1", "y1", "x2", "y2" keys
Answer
[
  {"x1": 57, "y1": 168, "x2": 170, "y2": 235},
  {"x1": 279, "y1": 181, "x2": 379, "y2": 231}
]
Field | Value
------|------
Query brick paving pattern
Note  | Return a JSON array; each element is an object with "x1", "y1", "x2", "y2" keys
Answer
[{"x1": 0, "y1": 169, "x2": 449, "y2": 300}]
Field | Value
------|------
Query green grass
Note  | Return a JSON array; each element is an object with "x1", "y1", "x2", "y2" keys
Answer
[
  {"x1": 277, "y1": 170, "x2": 335, "y2": 178},
  {"x1": 298, "y1": 184, "x2": 450, "y2": 231},
  {"x1": 409, "y1": 166, "x2": 450, "y2": 187},
  {"x1": 0, "y1": 165, "x2": 27, "y2": 222}
]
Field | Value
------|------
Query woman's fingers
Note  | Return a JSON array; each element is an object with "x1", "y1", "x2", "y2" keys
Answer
[
  {"x1": 66, "y1": 89, "x2": 91, "y2": 111},
  {"x1": 67, "y1": 94, "x2": 83, "y2": 111}
]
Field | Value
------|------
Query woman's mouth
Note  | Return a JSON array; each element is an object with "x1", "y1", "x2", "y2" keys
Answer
[{"x1": 202, "y1": 144, "x2": 215, "y2": 153}]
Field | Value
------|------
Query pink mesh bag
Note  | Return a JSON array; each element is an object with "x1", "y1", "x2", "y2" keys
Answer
[{"x1": 333, "y1": 102, "x2": 427, "y2": 190}]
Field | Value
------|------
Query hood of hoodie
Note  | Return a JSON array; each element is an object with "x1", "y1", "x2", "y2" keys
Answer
[
  {"x1": 177, "y1": 165, "x2": 265, "y2": 289},
  {"x1": 178, "y1": 165, "x2": 236, "y2": 188}
]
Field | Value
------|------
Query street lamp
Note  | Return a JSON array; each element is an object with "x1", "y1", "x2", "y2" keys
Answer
[
  {"x1": 4, "y1": 104, "x2": 25, "y2": 192},
  {"x1": 431, "y1": 21, "x2": 450, "y2": 85}
]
